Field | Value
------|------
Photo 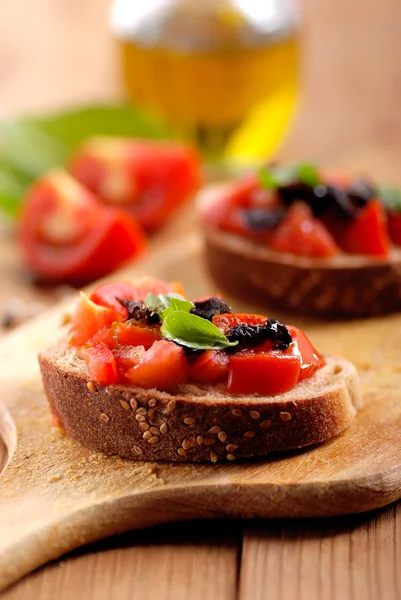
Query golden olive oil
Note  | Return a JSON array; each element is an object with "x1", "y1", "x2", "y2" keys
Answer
[{"x1": 112, "y1": 1, "x2": 299, "y2": 162}]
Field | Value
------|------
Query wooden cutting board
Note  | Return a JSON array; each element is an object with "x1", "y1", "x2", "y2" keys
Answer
[{"x1": 1, "y1": 232, "x2": 401, "y2": 592}]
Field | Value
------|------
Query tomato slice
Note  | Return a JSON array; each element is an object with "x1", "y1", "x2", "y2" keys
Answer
[
  {"x1": 69, "y1": 292, "x2": 122, "y2": 347},
  {"x1": 340, "y1": 199, "x2": 389, "y2": 257},
  {"x1": 113, "y1": 345, "x2": 145, "y2": 378},
  {"x1": 90, "y1": 278, "x2": 186, "y2": 316},
  {"x1": 288, "y1": 326, "x2": 326, "y2": 382},
  {"x1": 386, "y1": 210, "x2": 401, "y2": 247},
  {"x1": 112, "y1": 321, "x2": 162, "y2": 350},
  {"x1": 212, "y1": 313, "x2": 268, "y2": 334},
  {"x1": 19, "y1": 170, "x2": 147, "y2": 283},
  {"x1": 269, "y1": 202, "x2": 339, "y2": 258},
  {"x1": 125, "y1": 340, "x2": 188, "y2": 389},
  {"x1": 189, "y1": 350, "x2": 229, "y2": 383},
  {"x1": 228, "y1": 349, "x2": 301, "y2": 395},
  {"x1": 70, "y1": 138, "x2": 201, "y2": 232},
  {"x1": 81, "y1": 343, "x2": 119, "y2": 385}
]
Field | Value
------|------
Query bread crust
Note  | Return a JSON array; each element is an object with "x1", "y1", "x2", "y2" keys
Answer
[
  {"x1": 199, "y1": 187, "x2": 401, "y2": 318},
  {"x1": 38, "y1": 349, "x2": 361, "y2": 463}
]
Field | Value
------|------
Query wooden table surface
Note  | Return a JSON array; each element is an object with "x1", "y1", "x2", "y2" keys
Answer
[{"x1": 1, "y1": 0, "x2": 401, "y2": 598}]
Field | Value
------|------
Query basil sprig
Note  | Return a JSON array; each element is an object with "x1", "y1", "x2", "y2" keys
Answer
[
  {"x1": 377, "y1": 185, "x2": 401, "y2": 212},
  {"x1": 259, "y1": 162, "x2": 320, "y2": 190},
  {"x1": 161, "y1": 311, "x2": 238, "y2": 350},
  {"x1": 146, "y1": 292, "x2": 237, "y2": 350}
]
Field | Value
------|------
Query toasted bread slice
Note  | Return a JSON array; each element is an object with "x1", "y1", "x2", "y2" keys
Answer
[
  {"x1": 199, "y1": 185, "x2": 401, "y2": 318},
  {"x1": 39, "y1": 347, "x2": 361, "y2": 463}
]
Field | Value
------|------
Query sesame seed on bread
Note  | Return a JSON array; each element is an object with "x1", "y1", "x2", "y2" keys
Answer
[
  {"x1": 38, "y1": 346, "x2": 361, "y2": 463},
  {"x1": 198, "y1": 185, "x2": 401, "y2": 318}
]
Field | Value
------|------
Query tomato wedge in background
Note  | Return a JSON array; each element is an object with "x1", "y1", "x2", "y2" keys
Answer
[
  {"x1": 81, "y1": 343, "x2": 119, "y2": 385},
  {"x1": 19, "y1": 170, "x2": 147, "y2": 283},
  {"x1": 387, "y1": 210, "x2": 401, "y2": 246},
  {"x1": 90, "y1": 278, "x2": 185, "y2": 316},
  {"x1": 339, "y1": 199, "x2": 389, "y2": 257},
  {"x1": 269, "y1": 202, "x2": 340, "y2": 258},
  {"x1": 70, "y1": 138, "x2": 201, "y2": 232},
  {"x1": 125, "y1": 340, "x2": 188, "y2": 389}
]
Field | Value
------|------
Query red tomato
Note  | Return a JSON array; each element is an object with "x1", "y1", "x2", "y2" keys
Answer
[
  {"x1": 113, "y1": 321, "x2": 162, "y2": 350},
  {"x1": 89, "y1": 326, "x2": 117, "y2": 349},
  {"x1": 270, "y1": 202, "x2": 339, "y2": 258},
  {"x1": 200, "y1": 176, "x2": 259, "y2": 230},
  {"x1": 125, "y1": 340, "x2": 188, "y2": 389},
  {"x1": 19, "y1": 170, "x2": 147, "y2": 283},
  {"x1": 90, "y1": 278, "x2": 186, "y2": 316},
  {"x1": 288, "y1": 326, "x2": 326, "y2": 382},
  {"x1": 189, "y1": 350, "x2": 229, "y2": 383},
  {"x1": 69, "y1": 292, "x2": 122, "y2": 347},
  {"x1": 81, "y1": 343, "x2": 119, "y2": 385},
  {"x1": 340, "y1": 199, "x2": 389, "y2": 257},
  {"x1": 386, "y1": 210, "x2": 401, "y2": 247},
  {"x1": 70, "y1": 138, "x2": 201, "y2": 232},
  {"x1": 113, "y1": 345, "x2": 145, "y2": 377},
  {"x1": 228, "y1": 349, "x2": 301, "y2": 395},
  {"x1": 212, "y1": 313, "x2": 268, "y2": 334}
]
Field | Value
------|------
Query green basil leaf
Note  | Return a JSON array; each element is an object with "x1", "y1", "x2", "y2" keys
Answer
[
  {"x1": 378, "y1": 185, "x2": 401, "y2": 212},
  {"x1": 161, "y1": 311, "x2": 238, "y2": 350},
  {"x1": 296, "y1": 162, "x2": 320, "y2": 187},
  {"x1": 0, "y1": 103, "x2": 172, "y2": 219},
  {"x1": 160, "y1": 297, "x2": 194, "y2": 320},
  {"x1": 259, "y1": 162, "x2": 320, "y2": 190}
]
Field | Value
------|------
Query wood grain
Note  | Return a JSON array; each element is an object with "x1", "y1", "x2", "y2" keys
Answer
[
  {"x1": 0, "y1": 522, "x2": 240, "y2": 600},
  {"x1": 239, "y1": 504, "x2": 401, "y2": 600},
  {"x1": 1, "y1": 235, "x2": 401, "y2": 592},
  {"x1": 2, "y1": 0, "x2": 401, "y2": 598}
]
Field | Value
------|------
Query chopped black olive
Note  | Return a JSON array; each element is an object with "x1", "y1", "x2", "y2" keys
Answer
[
  {"x1": 226, "y1": 318, "x2": 292, "y2": 351},
  {"x1": 277, "y1": 182, "x2": 315, "y2": 205},
  {"x1": 117, "y1": 298, "x2": 160, "y2": 324},
  {"x1": 190, "y1": 297, "x2": 232, "y2": 321},
  {"x1": 242, "y1": 207, "x2": 285, "y2": 231},
  {"x1": 347, "y1": 178, "x2": 375, "y2": 209}
]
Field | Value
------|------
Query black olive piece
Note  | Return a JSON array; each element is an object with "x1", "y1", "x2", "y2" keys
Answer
[
  {"x1": 225, "y1": 318, "x2": 292, "y2": 352},
  {"x1": 117, "y1": 298, "x2": 160, "y2": 325},
  {"x1": 277, "y1": 182, "x2": 316, "y2": 205},
  {"x1": 311, "y1": 185, "x2": 357, "y2": 220},
  {"x1": 190, "y1": 297, "x2": 232, "y2": 322},
  {"x1": 241, "y1": 207, "x2": 285, "y2": 231},
  {"x1": 347, "y1": 178, "x2": 375, "y2": 209}
]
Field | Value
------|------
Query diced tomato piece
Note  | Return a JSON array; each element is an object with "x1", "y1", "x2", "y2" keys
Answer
[
  {"x1": 189, "y1": 350, "x2": 229, "y2": 383},
  {"x1": 81, "y1": 343, "x2": 118, "y2": 385},
  {"x1": 88, "y1": 326, "x2": 117, "y2": 349},
  {"x1": 113, "y1": 345, "x2": 145, "y2": 378},
  {"x1": 125, "y1": 340, "x2": 188, "y2": 389},
  {"x1": 288, "y1": 326, "x2": 326, "y2": 382},
  {"x1": 69, "y1": 292, "x2": 122, "y2": 347},
  {"x1": 112, "y1": 321, "x2": 162, "y2": 350},
  {"x1": 212, "y1": 313, "x2": 268, "y2": 335},
  {"x1": 18, "y1": 170, "x2": 147, "y2": 283},
  {"x1": 386, "y1": 210, "x2": 401, "y2": 247},
  {"x1": 340, "y1": 199, "x2": 389, "y2": 257},
  {"x1": 90, "y1": 278, "x2": 185, "y2": 317},
  {"x1": 269, "y1": 202, "x2": 339, "y2": 258},
  {"x1": 70, "y1": 138, "x2": 201, "y2": 232},
  {"x1": 228, "y1": 349, "x2": 301, "y2": 395},
  {"x1": 200, "y1": 176, "x2": 259, "y2": 229}
]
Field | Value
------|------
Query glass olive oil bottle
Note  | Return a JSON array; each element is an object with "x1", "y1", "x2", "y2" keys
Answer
[{"x1": 111, "y1": 0, "x2": 300, "y2": 163}]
